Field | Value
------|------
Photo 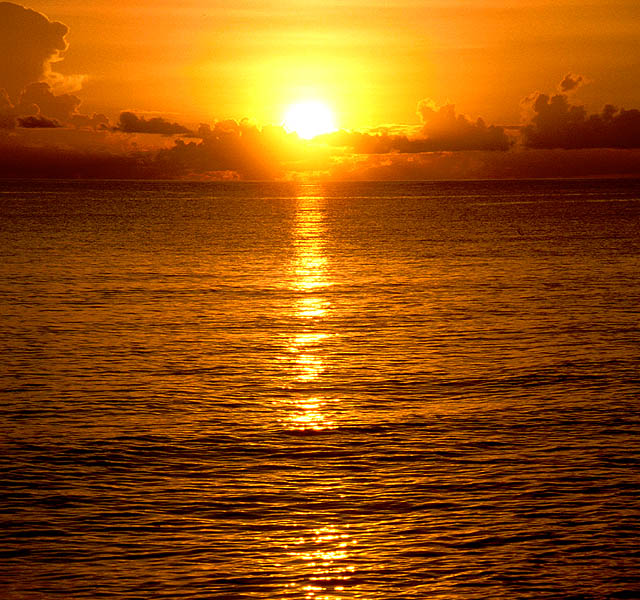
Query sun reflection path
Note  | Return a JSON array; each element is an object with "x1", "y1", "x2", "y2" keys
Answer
[
  {"x1": 281, "y1": 187, "x2": 337, "y2": 432},
  {"x1": 273, "y1": 187, "x2": 360, "y2": 599},
  {"x1": 287, "y1": 526, "x2": 357, "y2": 599},
  {"x1": 292, "y1": 192, "x2": 329, "y2": 293}
]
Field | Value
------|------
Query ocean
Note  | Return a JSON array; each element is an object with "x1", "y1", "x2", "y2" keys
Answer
[{"x1": 1, "y1": 178, "x2": 639, "y2": 599}]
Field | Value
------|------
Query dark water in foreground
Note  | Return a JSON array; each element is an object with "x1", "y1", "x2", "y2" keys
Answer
[{"x1": 1, "y1": 178, "x2": 639, "y2": 599}]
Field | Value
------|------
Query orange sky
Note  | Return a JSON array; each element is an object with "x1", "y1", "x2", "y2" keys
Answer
[
  {"x1": 21, "y1": 0, "x2": 640, "y2": 128},
  {"x1": 1, "y1": 1, "x2": 640, "y2": 180}
]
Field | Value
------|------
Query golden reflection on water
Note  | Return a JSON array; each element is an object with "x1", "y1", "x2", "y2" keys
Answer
[
  {"x1": 292, "y1": 192, "x2": 328, "y2": 294},
  {"x1": 277, "y1": 187, "x2": 355, "y2": 598},
  {"x1": 297, "y1": 296, "x2": 329, "y2": 319},
  {"x1": 290, "y1": 333, "x2": 329, "y2": 383},
  {"x1": 282, "y1": 187, "x2": 335, "y2": 430},
  {"x1": 284, "y1": 527, "x2": 356, "y2": 599}
]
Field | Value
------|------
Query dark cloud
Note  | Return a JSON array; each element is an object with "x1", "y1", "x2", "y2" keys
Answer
[
  {"x1": 0, "y1": 2, "x2": 69, "y2": 100},
  {"x1": 319, "y1": 101, "x2": 510, "y2": 154},
  {"x1": 2, "y1": 125, "x2": 640, "y2": 181},
  {"x1": 329, "y1": 148, "x2": 640, "y2": 181},
  {"x1": 0, "y1": 80, "x2": 94, "y2": 129},
  {"x1": 0, "y1": 138, "x2": 160, "y2": 179},
  {"x1": 416, "y1": 100, "x2": 511, "y2": 151},
  {"x1": 0, "y1": 119, "x2": 301, "y2": 180},
  {"x1": 522, "y1": 93, "x2": 640, "y2": 149},
  {"x1": 155, "y1": 120, "x2": 299, "y2": 179},
  {"x1": 116, "y1": 112, "x2": 193, "y2": 136},
  {"x1": 17, "y1": 114, "x2": 61, "y2": 128},
  {"x1": 18, "y1": 82, "x2": 81, "y2": 123},
  {"x1": 1, "y1": 3, "x2": 638, "y2": 184},
  {"x1": 558, "y1": 73, "x2": 585, "y2": 93},
  {"x1": 0, "y1": 4, "x2": 99, "y2": 130}
]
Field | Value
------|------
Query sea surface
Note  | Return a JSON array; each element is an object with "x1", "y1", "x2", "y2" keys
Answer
[{"x1": 1, "y1": 178, "x2": 639, "y2": 599}]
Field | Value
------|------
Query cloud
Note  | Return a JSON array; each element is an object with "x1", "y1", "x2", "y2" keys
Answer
[
  {"x1": 116, "y1": 112, "x2": 193, "y2": 136},
  {"x1": 416, "y1": 100, "x2": 511, "y2": 151},
  {"x1": 155, "y1": 120, "x2": 300, "y2": 179},
  {"x1": 71, "y1": 112, "x2": 110, "y2": 130},
  {"x1": 317, "y1": 129, "x2": 403, "y2": 154},
  {"x1": 0, "y1": 81, "x2": 107, "y2": 130},
  {"x1": 0, "y1": 138, "x2": 159, "y2": 179},
  {"x1": 17, "y1": 114, "x2": 61, "y2": 128},
  {"x1": 18, "y1": 82, "x2": 81, "y2": 123},
  {"x1": 0, "y1": 88, "x2": 15, "y2": 128},
  {"x1": 0, "y1": 117, "x2": 304, "y2": 180},
  {"x1": 0, "y1": 2, "x2": 69, "y2": 99},
  {"x1": 0, "y1": 2, "x2": 638, "y2": 184},
  {"x1": 329, "y1": 148, "x2": 640, "y2": 181},
  {"x1": 558, "y1": 73, "x2": 586, "y2": 93},
  {"x1": 522, "y1": 93, "x2": 640, "y2": 149},
  {"x1": 2, "y1": 121, "x2": 640, "y2": 181},
  {"x1": 0, "y1": 4, "x2": 101, "y2": 130},
  {"x1": 320, "y1": 101, "x2": 511, "y2": 154}
]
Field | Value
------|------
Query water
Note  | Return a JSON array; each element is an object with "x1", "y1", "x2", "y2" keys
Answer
[{"x1": 1, "y1": 178, "x2": 639, "y2": 599}]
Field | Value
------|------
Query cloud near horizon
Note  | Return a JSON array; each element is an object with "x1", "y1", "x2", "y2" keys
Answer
[
  {"x1": 17, "y1": 114, "x2": 61, "y2": 128},
  {"x1": 416, "y1": 100, "x2": 511, "y2": 151},
  {"x1": 522, "y1": 93, "x2": 640, "y2": 150},
  {"x1": 0, "y1": 119, "x2": 303, "y2": 180},
  {"x1": 319, "y1": 101, "x2": 511, "y2": 154},
  {"x1": 116, "y1": 112, "x2": 194, "y2": 136},
  {"x1": 328, "y1": 148, "x2": 640, "y2": 181},
  {"x1": 19, "y1": 82, "x2": 81, "y2": 123},
  {"x1": 1, "y1": 3, "x2": 640, "y2": 181},
  {"x1": 0, "y1": 80, "x2": 101, "y2": 130}
]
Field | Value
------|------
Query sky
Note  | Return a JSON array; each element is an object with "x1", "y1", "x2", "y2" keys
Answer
[{"x1": 1, "y1": 0, "x2": 639, "y2": 180}]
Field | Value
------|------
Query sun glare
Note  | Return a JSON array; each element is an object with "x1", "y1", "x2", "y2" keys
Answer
[{"x1": 282, "y1": 100, "x2": 336, "y2": 139}]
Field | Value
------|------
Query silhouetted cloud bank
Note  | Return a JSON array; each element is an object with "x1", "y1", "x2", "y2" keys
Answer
[
  {"x1": 320, "y1": 101, "x2": 510, "y2": 154},
  {"x1": 416, "y1": 100, "x2": 511, "y2": 151},
  {"x1": 153, "y1": 120, "x2": 299, "y2": 180},
  {"x1": 1, "y1": 2, "x2": 640, "y2": 181},
  {"x1": 329, "y1": 149, "x2": 640, "y2": 181},
  {"x1": 522, "y1": 93, "x2": 640, "y2": 149},
  {"x1": 17, "y1": 114, "x2": 60, "y2": 128},
  {"x1": 116, "y1": 112, "x2": 193, "y2": 136},
  {"x1": 20, "y1": 82, "x2": 81, "y2": 122}
]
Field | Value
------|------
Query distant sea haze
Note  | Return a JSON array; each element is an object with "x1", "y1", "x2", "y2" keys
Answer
[{"x1": 1, "y1": 178, "x2": 639, "y2": 599}]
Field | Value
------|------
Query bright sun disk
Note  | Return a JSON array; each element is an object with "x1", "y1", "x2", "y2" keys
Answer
[{"x1": 283, "y1": 100, "x2": 336, "y2": 139}]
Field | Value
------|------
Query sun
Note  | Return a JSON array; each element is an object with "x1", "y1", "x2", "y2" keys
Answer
[{"x1": 282, "y1": 100, "x2": 336, "y2": 139}]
